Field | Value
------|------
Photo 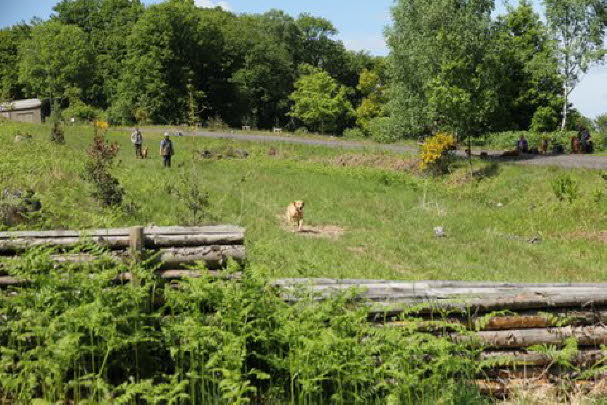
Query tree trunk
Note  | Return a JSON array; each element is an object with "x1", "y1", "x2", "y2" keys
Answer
[{"x1": 561, "y1": 83, "x2": 569, "y2": 131}]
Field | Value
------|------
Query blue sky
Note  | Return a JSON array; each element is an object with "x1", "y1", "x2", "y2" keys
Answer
[{"x1": 1, "y1": 0, "x2": 605, "y2": 117}]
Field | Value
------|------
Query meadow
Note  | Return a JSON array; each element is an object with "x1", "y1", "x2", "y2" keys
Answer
[
  {"x1": 4, "y1": 121, "x2": 607, "y2": 403},
  {"x1": 1, "y1": 121, "x2": 607, "y2": 283}
]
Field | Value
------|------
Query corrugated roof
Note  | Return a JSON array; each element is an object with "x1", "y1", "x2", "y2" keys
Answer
[{"x1": 0, "y1": 99, "x2": 42, "y2": 111}]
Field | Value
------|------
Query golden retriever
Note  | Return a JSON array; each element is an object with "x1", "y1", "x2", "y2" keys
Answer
[
  {"x1": 286, "y1": 201, "x2": 305, "y2": 231},
  {"x1": 141, "y1": 146, "x2": 149, "y2": 159}
]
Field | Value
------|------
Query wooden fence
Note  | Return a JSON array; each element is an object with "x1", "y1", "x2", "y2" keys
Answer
[
  {"x1": 2, "y1": 228, "x2": 606, "y2": 398},
  {"x1": 0, "y1": 225, "x2": 245, "y2": 285}
]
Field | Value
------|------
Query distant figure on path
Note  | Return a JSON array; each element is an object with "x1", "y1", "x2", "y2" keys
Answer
[
  {"x1": 160, "y1": 132, "x2": 175, "y2": 168},
  {"x1": 579, "y1": 126, "x2": 592, "y2": 153},
  {"x1": 516, "y1": 135, "x2": 529, "y2": 153},
  {"x1": 130, "y1": 127, "x2": 143, "y2": 158}
]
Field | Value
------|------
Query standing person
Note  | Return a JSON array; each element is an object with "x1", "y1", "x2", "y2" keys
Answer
[
  {"x1": 579, "y1": 126, "x2": 591, "y2": 153},
  {"x1": 516, "y1": 135, "x2": 529, "y2": 153},
  {"x1": 130, "y1": 127, "x2": 143, "y2": 158},
  {"x1": 160, "y1": 132, "x2": 174, "y2": 168}
]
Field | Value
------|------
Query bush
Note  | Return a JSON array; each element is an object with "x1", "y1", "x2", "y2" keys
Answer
[
  {"x1": 63, "y1": 102, "x2": 103, "y2": 123},
  {"x1": 342, "y1": 127, "x2": 366, "y2": 139},
  {"x1": 368, "y1": 116, "x2": 400, "y2": 143},
  {"x1": 83, "y1": 128, "x2": 123, "y2": 207},
  {"x1": 0, "y1": 252, "x2": 485, "y2": 404},
  {"x1": 420, "y1": 132, "x2": 457, "y2": 174},
  {"x1": 206, "y1": 115, "x2": 229, "y2": 131},
  {"x1": 531, "y1": 106, "x2": 560, "y2": 132},
  {"x1": 551, "y1": 174, "x2": 579, "y2": 203},
  {"x1": 294, "y1": 126, "x2": 309, "y2": 135},
  {"x1": 480, "y1": 131, "x2": 585, "y2": 152}
]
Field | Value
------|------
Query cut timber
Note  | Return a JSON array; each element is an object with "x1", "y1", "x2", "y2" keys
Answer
[
  {"x1": 0, "y1": 225, "x2": 244, "y2": 239},
  {"x1": 0, "y1": 225, "x2": 245, "y2": 252},
  {"x1": 158, "y1": 246, "x2": 245, "y2": 269},
  {"x1": 453, "y1": 326, "x2": 607, "y2": 348},
  {"x1": 0, "y1": 270, "x2": 242, "y2": 287},
  {"x1": 480, "y1": 350, "x2": 607, "y2": 367},
  {"x1": 382, "y1": 312, "x2": 607, "y2": 331},
  {"x1": 274, "y1": 279, "x2": 607, "y2": 289}
]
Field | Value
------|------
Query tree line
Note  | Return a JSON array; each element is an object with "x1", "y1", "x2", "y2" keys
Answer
[{"x1": 0, "y1": 0, "x2": 605, "y2": 139}]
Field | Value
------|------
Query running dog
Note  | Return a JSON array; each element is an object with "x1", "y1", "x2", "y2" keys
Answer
[{"x1": 286, "y1": 201, "x2": 305, "y2": 231}]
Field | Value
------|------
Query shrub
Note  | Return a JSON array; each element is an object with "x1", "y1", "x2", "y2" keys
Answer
[
  {"x1": 294, "y1": 126, "x2": 309, "y2": 135},
  {"x1": 63, "y1": 102, "x2": 103, "y2": 123},
  {"x1": 531, "y1": 106, "x2": 560, "y2": 132},
  {"x1": 206, "y1": 115, "x2": 229, "y2": 131},
  {"x1": 342, "y1": 127, "x2": 366, "y2": 139},
  {"x1": 419, "y1": 132, "x2": 457, "y2": 174},
  {"x1": 368, "y1": 116, "x2": 400, "y2": 143},
  {"x1": 83, "y1": 127, "x2": 123, "y2": 207},
  {"x1": 551, "y1": 174, "x2": 579, "y2": 203}
]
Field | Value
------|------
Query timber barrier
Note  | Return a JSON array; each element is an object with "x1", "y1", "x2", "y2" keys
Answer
[{"x1": 2, "y1": 226, "x2": 607, "y2": 397}]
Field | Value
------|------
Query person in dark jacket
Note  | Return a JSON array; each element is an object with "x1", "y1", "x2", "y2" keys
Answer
[{"x1": 159, "y1": 132, "x2": 175, "y2": 168}]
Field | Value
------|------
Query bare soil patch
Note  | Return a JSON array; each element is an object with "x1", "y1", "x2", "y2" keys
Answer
[
  {"x1": 282, "y1": 224, "x2": 346, "y2": 239},
  {"x1": 565, "y1": 230, "x2": 607, "y2": 244},
  {"x1": 319, "y1": 153, "x2": 418, "y2": 172}
]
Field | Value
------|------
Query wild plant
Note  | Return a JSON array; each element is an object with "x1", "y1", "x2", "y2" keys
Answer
[
  {"x1": 551, "y1": 174, "x2": 579, "y2": 203},
  {"x1": 83, "y1": 127, "x2": 123, "y2": 207}
]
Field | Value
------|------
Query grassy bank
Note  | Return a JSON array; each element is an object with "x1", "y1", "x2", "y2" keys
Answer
[{"x1": 1, "y1": 121, "x2": 607, "y2": 282}]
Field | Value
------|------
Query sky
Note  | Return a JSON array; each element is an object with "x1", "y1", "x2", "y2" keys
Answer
[{"x1": 1, "y1": 0, "x2": 605, "y2": 118}]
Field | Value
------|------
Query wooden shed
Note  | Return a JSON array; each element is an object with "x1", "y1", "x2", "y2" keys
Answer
[{"x1": 0, "y1": 99, "x2": 43, "y2": 124}]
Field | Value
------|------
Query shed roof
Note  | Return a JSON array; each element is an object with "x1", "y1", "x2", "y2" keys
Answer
[{"x1": 0, "y1": 98, "x2": 42, "y2": 112}]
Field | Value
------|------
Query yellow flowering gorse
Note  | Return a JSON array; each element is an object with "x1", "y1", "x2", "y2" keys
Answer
[
  {"x1": 419, "y1": 132, "x2": 456, "y2": 171},
  {"x1": 93, "y1": 120, "x2": 109, "y2": 130}
]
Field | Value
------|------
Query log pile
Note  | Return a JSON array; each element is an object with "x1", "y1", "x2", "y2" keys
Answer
[
  {"x1": 276, "y1": 278, "x2": 607, "y2": 399},
  {"x1": 0, "y1": 225, "x2": 245, "y2": 285}
]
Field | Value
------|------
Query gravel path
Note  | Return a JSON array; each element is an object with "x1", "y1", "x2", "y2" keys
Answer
[{"x1": 133, "y1": 128, "x2": 607, "y2": 170}]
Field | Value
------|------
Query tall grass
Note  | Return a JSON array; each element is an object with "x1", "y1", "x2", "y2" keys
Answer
[
  {"x1": 1, "y1": 122, "x2": 607, "y2": 282},
  {"x1": 0, "y1": 250, "x2": 487, "y2": 403}
]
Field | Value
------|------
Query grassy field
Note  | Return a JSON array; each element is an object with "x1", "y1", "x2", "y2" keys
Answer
[{"x1": 2, "y1": 121, "x2": 607, "y2": 282}]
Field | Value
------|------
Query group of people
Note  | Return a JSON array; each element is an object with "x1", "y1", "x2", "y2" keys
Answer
[
  {"x1": 130, "y1": 128, "x2": 175, "y2": 168},
  {"x1": 515, "y1": 126, "x2": 594, "y2": 155}
]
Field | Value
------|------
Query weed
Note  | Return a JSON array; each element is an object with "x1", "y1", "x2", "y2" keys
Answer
[
  {"x1": 551, "y1": 174, "x2": 579, "y2": 203},
  {"x1": 83, "y1": 128, "x2": 123, "y2": 207}
]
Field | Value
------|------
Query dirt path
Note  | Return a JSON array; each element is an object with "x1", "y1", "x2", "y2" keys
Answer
[{"x1": 129, "y1": 128, "x2": 607, "y2": 170}]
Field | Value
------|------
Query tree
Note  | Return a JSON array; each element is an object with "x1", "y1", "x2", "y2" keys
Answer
[
  {"x1": 597, "y1": 113, "x2": 607, "y2": 133},
  {"x1": 543, "y1": 0, "x2": 607, "y2": 129},
  {"x1": 288, "y1": 65, "x2": 354, "y2": 134},
  {"x1": 53, "y1": 0, "x2": 145, "y2": 107},
  {"x1": 18, "y1": 21, "x2": 93, "y2": 108},
  {"x1": 491, "y1": 0, "x2": 563, "y2": 131},
  {"x1": 355, "y1": 64, "x2": 387, "y2": 133},
  {"x1": 387, "y1": 0, "x2": 498, "y2": 138},
  {"x1": 0, "y1": 24, "x2": 30, "y2": 101}
]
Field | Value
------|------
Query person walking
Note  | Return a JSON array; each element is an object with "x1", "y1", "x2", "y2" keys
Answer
[
  {"x1": 130, "y1": 127, "x2": 143, "y2": 158},
  {"x1": 160, "y1": 132, "x2": 175, "y2": 168}
]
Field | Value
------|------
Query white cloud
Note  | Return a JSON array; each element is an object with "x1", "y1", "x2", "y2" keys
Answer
[
  {"x1": 342, "y1": 35, "x2": 388, "y2": 56},
  {"x1": 194, "y1": 0, "x2": 231, "y2": 11}
]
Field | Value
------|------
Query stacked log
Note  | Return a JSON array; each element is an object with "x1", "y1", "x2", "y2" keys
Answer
[
  {"x1": 276, "y1": 278, "x2": 607, "y2": 398},
  {"x1": 0, "y1": 225, "x2": 245, "y2": 285}
]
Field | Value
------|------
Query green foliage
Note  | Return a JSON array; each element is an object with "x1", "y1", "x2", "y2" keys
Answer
[
  {"x1": 597, "y1": 113, "x2": 607, "y2": 133},
  {"x1": 480, "y1": 130, "x2": 584, "y2": 151},
  {"x1": 0, "y1": 24, "x2": 30, "y2": 101},
  {"x1": 387, "y1": 0, "x2": 498, "y2": 138},
  {"x1": 18, "y1": 21, "x2": 93, "y2": 103},
  {"x1": 288, "y1": 65, "x2": 354, "y2": 134},
  {"x1": 63, "y1": 100, "x2": 103, "y2": 123},
  {"x1": 83, "y1": 130, "x2": 123, "y2": 207},
  {"x1": 531, "y1": 106, "x2": 560, "y2": 132},
  {"x1": 0, "y1": 249, "x2": 487, "y2": 403},
  {"x1": 491, "y1": 1, "x2": 563, "y2": 132},
  {"x1": 343, "y1": 127, "x2": 366, "y2": 139},
  {"x1": 543, "y1": 0, "x2": 607, "y2": 129},
  {"x1": 552, "y1": 173, "x2": 579, "y2": 203}
]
